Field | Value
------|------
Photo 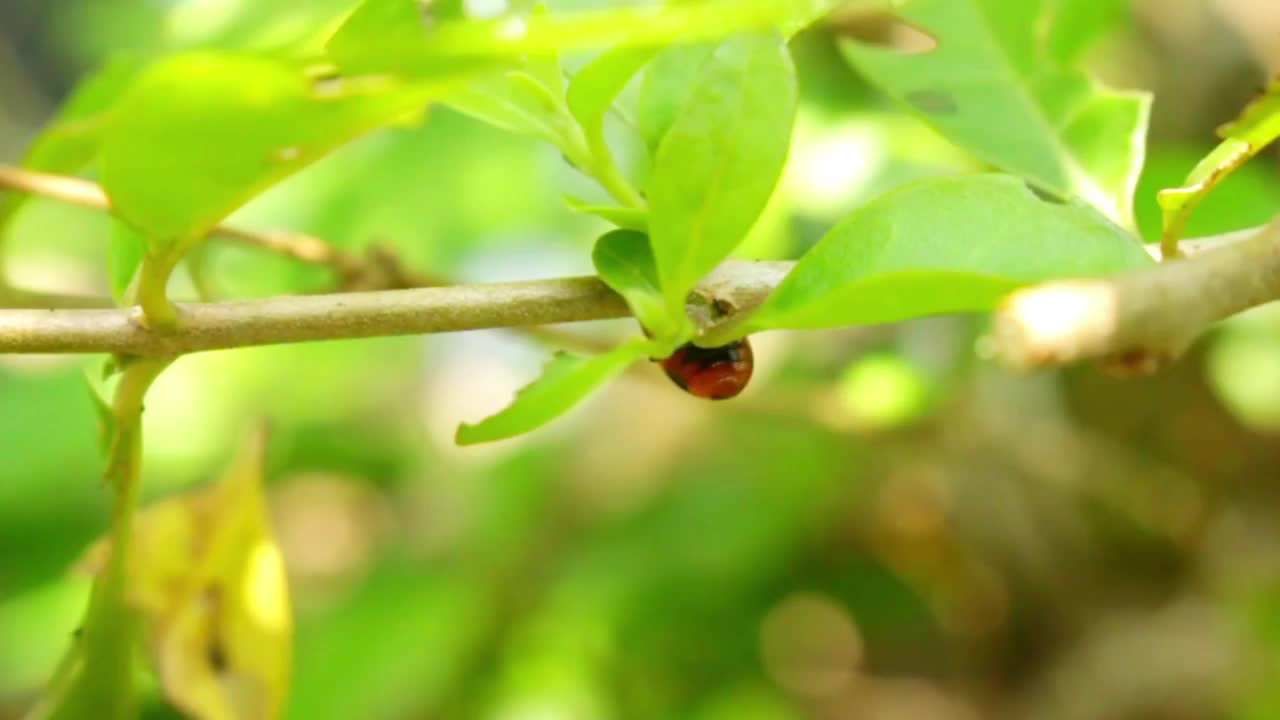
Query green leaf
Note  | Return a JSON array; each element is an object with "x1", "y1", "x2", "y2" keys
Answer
[
  {"x1": 327, "y1": 0, "x2": 856, "y2": 78},
  {"x1": 568, "y1": 45, "x2": 659, "y2": 140},
  {"x1": 456, "y1": 338, "x2": 651, "y2": 445},
  {"x1": 166, "y1": 0, "x2": 364, "y2": 54},
  {"x1": 740, "y1": 174, "x2": 1153, "y2": 332},
  {"x1": 779, "y1": 0, "x2": 859, "y2": 37},
  {"x1": 0, "y1": 56, "x2": 142, "y2": 235},
  {"x1": 648, "y1": 33, "x2": 797, "y2": 312},
  {"x1": 841, "y1": 0, "x2": 1150, "y2": 228},
  {"x1": 637, "y1": 43, "x2": 716, "y2": 156},
  {"x1": 108, "y1": 220, "x2": 147, "y2": 304},
  {"x1": 440, "y1": 70, "x2": 568, "y2": 141},
  {"x1": 100, "y1": 51, "x2": 434, "y2": 258},
  {"x1": 1046, "y1": 0, "x2": 1129, "y2": 63},
  {"x1": 633, "y1": 0, "x2": 844, "y2": 156},
  {"x1": 1158, "y1": 75, "x2": 1280, "y2": 253},
  {"x1": 564, "y1": 196, "x2": 649, "y2": 232},
  {"x1": 592, "y1": 230, "x2": 687, "y2": 342},
  {"x1": 433, "y1": 9, "x2": 572, "y2": 144},
  {"x1": 326, "y1": 0, "x2": 488, "y2": 77}
]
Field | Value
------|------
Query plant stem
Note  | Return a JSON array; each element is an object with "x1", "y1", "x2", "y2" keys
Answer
[
  {"x1": 585, "y1": 131, "x2": 646, "y2": 209},
  {"x1": 560, "y1": 126, "x2": 647, "y2": 210},
  {"x1": 35, "y1": 357, "x2": 171, "y2": 720}
]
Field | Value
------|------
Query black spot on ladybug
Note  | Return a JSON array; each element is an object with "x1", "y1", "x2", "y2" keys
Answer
[{"x1": 659, "y1": 338, "x2": 754, "y2": 400}]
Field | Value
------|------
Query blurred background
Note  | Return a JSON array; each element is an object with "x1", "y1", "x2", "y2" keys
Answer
[{"x1": 3, "y1": 1, "x2": 1280, "y2": 718}]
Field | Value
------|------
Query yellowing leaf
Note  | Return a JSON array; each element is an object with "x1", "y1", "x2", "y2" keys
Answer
[{"x1": 80, "y1": 427, "x2": 291, "y2": 720}]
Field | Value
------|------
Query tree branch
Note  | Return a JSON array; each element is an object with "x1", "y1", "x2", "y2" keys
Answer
[
  {"x1": 5, "y1": 164, "x2": 1279, "y2": 368},
  {"x1": 989, "y1": 220, "x2": 1280, "y2": 372},
  {"x1": 0, "y1": 277, "x2": 618, "y2": 355},
  {"x1": 0, "y1": 261, "x2": 796, "y2": 355}
]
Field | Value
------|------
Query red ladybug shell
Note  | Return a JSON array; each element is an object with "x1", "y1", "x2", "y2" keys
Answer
[{"x1": 659, "y1": 338, "x2": 754, "y2": 400}]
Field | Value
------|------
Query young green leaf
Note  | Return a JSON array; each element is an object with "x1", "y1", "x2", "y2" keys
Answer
[
  {"x1": 592, "y1": 230, "x2": 688, "y2": 343},
  {"x1": 648, "y1": 33, "x2": 797, "y2": 312},
  {"x1": 738, "y1": 174, "x2": 1154, "y2": 333},
  {"x1": 441, "y1": 70, "x2": 570, "y2": 142},
  {"x1": 525, "y1": 2, "x2": 567, "y2": 101},
  {"x1": 841, "y1": 0, "x2": 1150, "y2": 229},
  {"x1": 456, "y1": 338, "x2": 651, "y2": 445},
  {"x1": 564, "y1": 196, "x2": 648, "y2": 232},
  {"x1": 637, "y1": 43, "x2": 716, "y2": 155},
  {"x1": 568, "y1": 45, "x2": 659, "y2": 141},
  {"x1": 100, "y1": 52, "x2": 434, "y2": 257},
  {"x1": 1158, "y1": 75, "x2": 1280, "y2": 256}
]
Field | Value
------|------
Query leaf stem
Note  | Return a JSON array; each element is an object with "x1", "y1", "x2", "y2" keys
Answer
[
  {"x1": 584, "y1": 130, "x2": 646, "y2": 209},
  {"x1": 136, "y1": 253, "x2": 180, "y2": 330},
  {"x1": 558, "y1": 121, "x2": 646, "y2": 210}
]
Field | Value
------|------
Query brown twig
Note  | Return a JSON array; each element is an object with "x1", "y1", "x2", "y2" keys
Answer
[
  {"x1": 0, "y1": 267, "x2": 793, "y2": 355},
  {"x1": 989, "y1": 220, "x2": 1280, "y2": 372}
]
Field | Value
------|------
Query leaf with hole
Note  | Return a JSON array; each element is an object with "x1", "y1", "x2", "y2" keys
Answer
[
  {"x1": 648, "y1": 32, "x2": 797, "y2": 313},
  {"x1": 841, "y1": 0, "x2": 1150, "y2": 228},
  {"x1": 456, "y1": 337, "x2": 652, "y2": 445},
  {"x1": 737, "y1": 174, "x2": 1153, "y2": 333}
]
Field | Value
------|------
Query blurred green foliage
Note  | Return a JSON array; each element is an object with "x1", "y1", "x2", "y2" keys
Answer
[{"x1": 3, "y1": 1, "x2": 1280, "y2": 719}]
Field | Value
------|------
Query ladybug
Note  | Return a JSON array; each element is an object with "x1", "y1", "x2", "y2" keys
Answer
[{"x1": 658, "y1": 338, "x2": 754, "y2": 400}]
